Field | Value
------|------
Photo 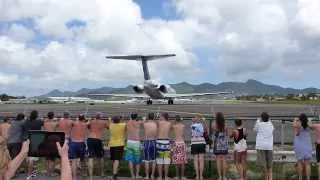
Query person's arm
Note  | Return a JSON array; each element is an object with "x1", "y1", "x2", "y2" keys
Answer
[
  {"x1": 56, "y1": 142, "x2": 72, "y2": 180},
  {"x1": 253, "y1": 119, "x2": 260, "y2": 132},
  {"x1": 4, "y1": 140, "x2": 30, "y2": 180}
]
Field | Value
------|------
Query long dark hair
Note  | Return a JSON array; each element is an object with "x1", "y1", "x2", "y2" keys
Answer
[
  {"x1": 299, "y1": 113, "x2": 308, "y2": 129},
  {"x1": 216, "y1": 112, "x2": 225, "y2": 132},
  {"x1": 29, "y1": 110, "x2": 38, "y2": 121}
]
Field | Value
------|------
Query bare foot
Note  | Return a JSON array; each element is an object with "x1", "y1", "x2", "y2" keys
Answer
[
  {"x1": 144, "y1": 176, "x2": 149, "y2": 180},
  {"x1": 181, "y1": 177, "x2": 187, "y2": 180}
]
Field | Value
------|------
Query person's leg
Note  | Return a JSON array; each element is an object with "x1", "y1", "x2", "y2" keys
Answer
[
  {"x1": 88, "y1": 158, "x2": 93, "y2": 180},
  {"x1": 145, "y1": 162, "x2": 150, "y2": 179},
  {"x1": 194, "y1": 155, "x2": 199, "y2": 180},
  {"x1": 175, "y1": 164, "x2": 180, "y2": 179},
  {"x1": 199, "y1": 154, "x2": 204, "y2": 180},
  {"x1": 318, "y1": 163, "x2": 320, "y2": 180},
  {"x1": 100, "y1": 158, "x2": 105, "y2": 176},
  {"x1": 243, "y1": 152, "x2": 247, "y2": 180},
  {"x1": 216, "y1": 156, "x2": 222, "y2": 180},
  {"x1": 113, "y1": 160, "x2": 119, "y2": 175},
  {"x1": 71, "y1": 159, "x2": 78, "y2": 180},
  {"x1": 164, "y1": 164, "x2": 169, "y2": 179},
  {"x1": 129, "y1": 162, "x2": 135, "y2": 178},
  {"x1": 157, "y1": 164, "x2": 163, "y2": 180},
  {"x1": 305, "y1": 160, "x2": 311, "y2": 180},
  {"x1": 136, "y1": 164, "x2": 141, "y2": 178},
  {"x1": 151, "y1": 161, "x2": 156, "y2": 179},
  {"x1": 27, "y1": 159, "x2": 33, "y2": 176},
  {"x1": 181, "y1": 164, "x2": 186, "y2": 179},
  {"x1": 267, "y1": 168, "x2": 273, "y2": 180},
  {"x1": 222, "y1": 155, "x2": 227, "y2": 180}
]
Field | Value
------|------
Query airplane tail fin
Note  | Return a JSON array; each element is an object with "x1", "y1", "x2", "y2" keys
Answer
[{"x1": 106, "y1": 54, "x2": 176, "y2": 80}]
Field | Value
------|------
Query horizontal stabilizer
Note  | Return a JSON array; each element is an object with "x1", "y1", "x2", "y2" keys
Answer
[{"x1": 106, "y1": 54, "x2": 176, "y2": 61}]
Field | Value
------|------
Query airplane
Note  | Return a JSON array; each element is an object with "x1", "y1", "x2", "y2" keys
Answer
[{"x1": 90, "y1": 54, "x2": 231, "y2": 105}]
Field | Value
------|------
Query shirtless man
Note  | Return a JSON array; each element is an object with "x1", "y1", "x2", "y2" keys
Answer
[
  {"x1": 44, "y1": 112, "x2": 58, "y2": 176},
  {"x1": 0, "y1": 116, "x2": 11, "y2": 141},
  {"x1": 172, "y1": 115, "x2": 187, "y2": 180},
  {"x1": 69, "y1": 114, "x2": 88, "y2": 180},
  {"x1": 156, "y1": 112, "x2": 172, "y2": 180},
  {"x1": 58, "y1": 112, "x2": 73, "y2": 142},
  {"x1": 87, "y1": 113, "x2": 108, "y2": 180},
  {"x1": 125, "y1": 113, "x2": 142, "y2": 179},
  {"x1": 143, "y1": 113, "x2": 158, "y2": 180}
]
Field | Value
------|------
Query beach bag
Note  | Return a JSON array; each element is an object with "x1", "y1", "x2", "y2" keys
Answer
[{"x1": 213, "y1": 131, "x2": 228, "y2": 154}]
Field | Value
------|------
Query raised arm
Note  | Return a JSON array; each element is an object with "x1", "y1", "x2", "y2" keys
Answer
[
  {"x1": 56, "y1": 142, "x2": 72, "y2": 180},
  {"x1": 4, "y1": 140, "x2": 30, "y2": 180}
]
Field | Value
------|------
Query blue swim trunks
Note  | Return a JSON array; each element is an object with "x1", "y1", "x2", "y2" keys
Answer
[
  {"x1": 143, "y1": 140, "x2": 156, "y2": 162},
  {"x1": 125, "y1": 140, "x2": 142, "y2": 164},
  {"x1": 69, "y1": 141, "x2": 86, "y2": 159}
]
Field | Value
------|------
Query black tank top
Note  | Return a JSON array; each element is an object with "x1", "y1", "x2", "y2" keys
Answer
[{"x1": 234, "y1": 128, "x2": 246, "y2": 143}]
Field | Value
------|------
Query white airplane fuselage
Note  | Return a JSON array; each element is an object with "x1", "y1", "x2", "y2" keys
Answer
[{"x1": 142, "y1": 80, "x2": 175, "y2": 100}]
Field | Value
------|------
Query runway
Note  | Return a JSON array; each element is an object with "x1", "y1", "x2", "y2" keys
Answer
[
  {"x1": 1, "y1": 102, "x2": 320, "y2": 144},
  {"x1": 0, "y1": 102, "x2": 319, "y2": 117}
]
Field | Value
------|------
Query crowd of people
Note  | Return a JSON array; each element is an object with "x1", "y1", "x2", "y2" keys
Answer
[{"x1": 0, "y1": 110, "x2": 320, "y2": 180}]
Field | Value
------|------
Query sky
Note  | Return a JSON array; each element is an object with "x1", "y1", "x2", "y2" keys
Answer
[{"x1": 0, "y1": 0, "x2": 320, "y2": 96}]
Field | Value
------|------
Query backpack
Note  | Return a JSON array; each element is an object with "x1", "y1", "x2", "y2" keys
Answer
[{"x1": 213, "y1": 131, "x2": 228, "y2": 154}]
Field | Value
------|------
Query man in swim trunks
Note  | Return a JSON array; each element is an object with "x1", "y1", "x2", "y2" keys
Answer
[
  {"x1": 109, "y1": 116, "x2": 126, "y2": 180},
  {"x1": 44, "y1": 112, "x2": 58, "y2": 177},
  {"x1": 58, "y1": 112, "x2": 73, "y2": 143},
  {"x1": 69, "y1": 114, "x2": 88, "y2": 180},
  {"x1": 172, "y1": 115, "x2": 187, "y2": 180},
  {"x1": 125, "y1": 113, "x2": 142, "y2": 179},
  {"x1": 156, "y1": 112, "x2": 172, "y2": 180},
  {"x1": 143, "y1": 113, "x2": 158, "y2": 180},
  {"x1": 87, "y1": 113, "x2": 108, "y2": 180}
]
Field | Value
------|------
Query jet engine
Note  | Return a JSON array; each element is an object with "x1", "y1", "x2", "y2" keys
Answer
[
  {"x1": 133, "y1": 85, "x2": 144, "y2": 93},
  {"x1": 158, "y1": 85, "x2": 168, "y2": 93}
]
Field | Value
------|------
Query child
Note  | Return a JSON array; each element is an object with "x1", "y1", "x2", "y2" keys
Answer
[
  {"x1": 212, "y1": 112, "x2": 229, "y2": 180},
  {"x1": 231, "y1": 119, "x2": 247, "y2": 180}
]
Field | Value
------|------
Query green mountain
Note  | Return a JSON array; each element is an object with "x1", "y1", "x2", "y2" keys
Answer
[{"x1": 40, "y1": 79, "x2": 320, "y2": 97}]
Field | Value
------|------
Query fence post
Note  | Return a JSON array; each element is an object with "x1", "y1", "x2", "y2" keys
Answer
[{"x1": 281, "y1": 120, "x2": 285, "y2": 149}]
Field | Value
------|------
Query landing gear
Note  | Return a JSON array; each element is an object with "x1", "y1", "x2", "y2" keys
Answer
[
  {"x1": 168, "y1": 99, "x2": 174, "y2": 105},
  {"x1": 146, "y1": 99, "x2": 153, "y2": 105}
]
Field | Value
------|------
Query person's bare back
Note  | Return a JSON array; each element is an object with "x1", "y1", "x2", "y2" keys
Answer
[
  {"x1": 127, "y1": 120, "x2": 141, "y2": 141},
  {"x1": 144, "y1": 121, "x2": 157, "y2": 140},
  {"x1": 71, "y1": 121, "x2": 88, "y2": 142},
  {"x1": 173, "y1": 122, "x2": 185, "y2": 142},
  {"x1": 0, "y1": 122, "x2": 11, "y2": 140},
  {"x1": 44, "y1": 119, "x2": 57, "y2": 132},
  {"x1": 158, "y1": 120, "x2": 171, "y2": 139},
  {"x1": 58, "y1": 119, "x2": 73, "y2": 138},
  {"x1": 88, "y1": 119, "x2": 107, "y2": 140}
]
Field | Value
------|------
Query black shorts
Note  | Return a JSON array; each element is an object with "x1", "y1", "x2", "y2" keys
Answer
[
  {"x1": 110, "y1": 146, "x2": 124, "y2": 161},
  {"x1": 46, "y1": 156, "x2": 56, "y2": 161},
  {"x1": 7, "y1": 143, "x2": 22, "y2": 159},
  {"x1": 87, "y1": 138, "x2": 104, "y2": 158},
  {"x1": 191, "y1": 144, "x2": 206, "y2": 155},
  {"x1": 316, "y1": 144, "x2": 320, "y2": 163}
]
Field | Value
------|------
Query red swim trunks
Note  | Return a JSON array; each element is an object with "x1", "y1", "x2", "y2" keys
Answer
[{"x1": 171, "y1": 141, "x2": 187, "y2": 164}]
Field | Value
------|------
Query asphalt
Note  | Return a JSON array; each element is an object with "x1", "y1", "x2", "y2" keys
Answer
[
  {"x1": 1, "y1": 102, "x2": 320, "y2": 144},
  {"x1": 0, "y1": 102, "x2": 319, "y2": 117}
]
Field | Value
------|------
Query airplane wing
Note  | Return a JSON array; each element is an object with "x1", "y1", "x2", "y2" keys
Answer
[
  {"x1": 88, "y1": 94, "x2": 148, "y2": 99},
  {"x1": 106, "y1": 54, "x2": 176, "y2": 61},
  {"x1": 165, "y1": 92, "x2": 232, "y2": 98}
]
